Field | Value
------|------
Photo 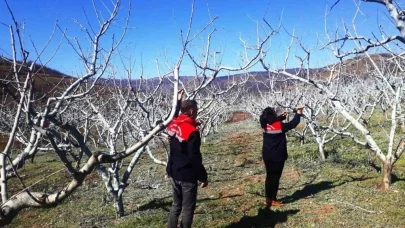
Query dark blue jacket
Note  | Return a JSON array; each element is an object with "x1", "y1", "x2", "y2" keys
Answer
[{"x1": 262, "y1": 114, "x2": 301, "y2": 161}]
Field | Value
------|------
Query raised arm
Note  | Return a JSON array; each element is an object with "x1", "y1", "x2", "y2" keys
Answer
[
  {"x1": 281, "y1": 113, "x2": 301, "y2": 133},
  {"x1": 281, "y1": 105, "x2": 303, "y2": 133}
]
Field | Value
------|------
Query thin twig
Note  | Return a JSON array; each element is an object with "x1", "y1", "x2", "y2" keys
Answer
[{"x1": 330, "y1": 199, "x2": 384, "y2": 214}]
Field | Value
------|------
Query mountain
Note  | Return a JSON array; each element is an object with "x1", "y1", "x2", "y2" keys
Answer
[
  {"x1": 0, "y1": 53, "x2": 394, "y2": 98},
  {"x1": 0, "y1": 57, "x2": 74, "y2": 98}
]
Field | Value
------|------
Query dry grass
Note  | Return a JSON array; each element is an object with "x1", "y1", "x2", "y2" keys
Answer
[{"x1": 6, "y1": 120, "x2": 405, "y2": 228}]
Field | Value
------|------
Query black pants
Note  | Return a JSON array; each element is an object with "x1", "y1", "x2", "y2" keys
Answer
[
  {"x1": 167, "y1": 179, "x2": 198, "y2": 228},
  {"x1": 263, "y1": 160, "x2": 285, "y2": 200}
]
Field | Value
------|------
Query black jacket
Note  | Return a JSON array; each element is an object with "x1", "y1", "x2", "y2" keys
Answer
[
  {"x1": 262, "y1": 114, "x2": 301, "y2": 161},
  {"x1": 166, "y1": 113, "x2": 208, "y2": 183}
]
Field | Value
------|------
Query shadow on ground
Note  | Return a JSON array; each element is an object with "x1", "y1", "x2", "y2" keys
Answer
[
  {"x1": 247, "y1": 180, "x2": 338, "y2": 201},
  {"x1": 280, "y1": 181, "x2": 343, "y2": 203},
  {"x1": 127, "y1": 194, "x2": 245, "y2": 216},
  {"x1": 124, "y1": 195, "x2": 172, "y2": 216},
  {"x1": 225, "y1": 208, "x2": 300, "y2": 228},
  {"x1": 280, "y1": 174, "x2": 375, "y2": 203}
]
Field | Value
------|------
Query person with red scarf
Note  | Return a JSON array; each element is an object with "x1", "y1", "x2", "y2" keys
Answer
[
  {"x1": 260, "y1": 106, "x2": 303, "y2": 207},
  {"x1": 166, "y1": 91, "x2": 208, "y2": 228}
]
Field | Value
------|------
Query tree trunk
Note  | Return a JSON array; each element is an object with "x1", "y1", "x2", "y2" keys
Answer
[
  {"x1": 113, "y1": 192, "x2": 123, "y2": 218},
  {"x1": 116, "y1": 147, "x2": 144, "y2": 216},
  {"x1": 300, "y1": 136, "x2": 305, "y2": 146},
  {"x1": 314, "y1": 134, "x2": 325, "y2": 161},
  {"x1": 0, "y1": 153, "x2": 7, "y2": 203},
  {"x1": 378, "y1": 161, "x2": 392, "y2": 190},
  {"x1": 318, "y1": 141, "x2": 326, "y2": 161},
  {"x1": 110, "y1": 165, "x2": 122, "y2": 218},
  {"x1": 116, "y1": 191, "x2": 124, "y2": 217}
]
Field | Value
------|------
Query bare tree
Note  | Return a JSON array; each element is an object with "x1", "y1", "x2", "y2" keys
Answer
[
  {"x1": 0, "y1": 0, "x2": 183, "y2": 224},
  {"x1": 255, "y1": 0, "x2": 405, "y2": 189},
  {"x1": 0, "y1": 0, "x2": 279, "y2": 224}
]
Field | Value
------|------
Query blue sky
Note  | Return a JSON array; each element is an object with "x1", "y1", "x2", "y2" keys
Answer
[{"x1": 0, "y1": 0, "x2": 399, "y2": 77}]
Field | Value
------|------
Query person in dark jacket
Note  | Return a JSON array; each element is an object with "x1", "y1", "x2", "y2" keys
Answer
[
  {"x1": 166, "y1": 94, "x2": 208, "y2": 228},
  {"x1": 260, "y1": 106, "x2": 303, "y2": 207}
]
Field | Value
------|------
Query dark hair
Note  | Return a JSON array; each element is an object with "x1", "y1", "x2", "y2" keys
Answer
[
  {"x1": 260, "y1": 107, "x2": 286, "y2": 128},
  {"x1": 180, "y1": 100, "x2": 198, "y2": 113}
]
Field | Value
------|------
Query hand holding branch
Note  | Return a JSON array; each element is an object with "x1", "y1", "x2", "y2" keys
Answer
[
  {"x1": 177, "y1": 89, "x2": 185, "y2": 101},
  {"x1": 296, "y1": 105, "x2": 304, "y2": 115}
]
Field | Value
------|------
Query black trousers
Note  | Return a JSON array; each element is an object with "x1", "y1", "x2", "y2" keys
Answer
[
  {"x1": 167, "y1": 179, "x2": 198, "y2": 228},
  {"x1": 263, "y1": 160, "x2": 285, "y2": 200}
]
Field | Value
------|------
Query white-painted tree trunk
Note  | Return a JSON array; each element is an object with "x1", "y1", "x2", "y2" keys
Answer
[
  {"x1": 0, "y1": 153, "x2": 7, "y2": 203},
  {"x1": 116, "y1": 147, "x2": 144, "y2": 216},
  {"x1": 318, "y1": 140, "x2": 326, "y2": 162}
]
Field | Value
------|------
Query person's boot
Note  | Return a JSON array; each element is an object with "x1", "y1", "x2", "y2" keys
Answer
[{"x1": 271, "y1": 199, "x2": 284, "y2": 207}]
